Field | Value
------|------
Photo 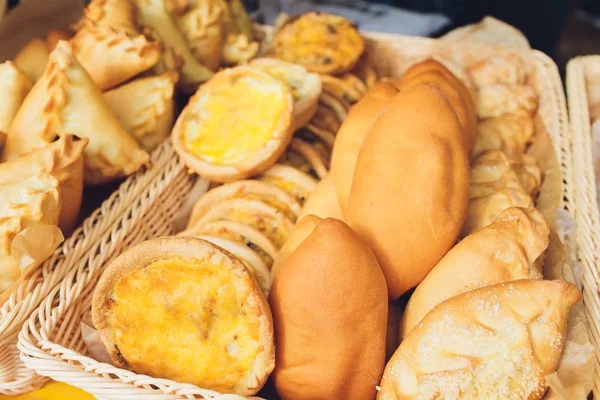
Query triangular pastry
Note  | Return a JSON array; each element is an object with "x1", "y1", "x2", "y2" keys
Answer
[
  {"x1": 0, "y1": 135, "x2": 87, "y2": 234},
  {"x1": 476, "y1": 84, "x2": 538, "y2": 118},
  {"x1": 136, "y1": 0, "x2": 214, "y2": 89},
  {"x1": 2, "y1": 41, "x2": 149, "y2": 185},
  {"x1": 71, "y1": 0, "x2": 162, "y2": 90},
  {"x1": 103, "y1": 72, "x2": 178, "y2": 152},
  {"x1": 13, "y1": 39, "x2": 50, "y2": 83},
  {"x1": 0, "y1": 62, "x2": 33, "y2": 146},
  {"x1": 379, "y1": 279, "x2": 580, "y2": 400},
  {"x1": 473, "y1": 111, "x2": 534, "y2": 159}
]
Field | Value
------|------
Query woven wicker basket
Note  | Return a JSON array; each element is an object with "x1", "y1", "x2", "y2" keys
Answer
[
  {"x1": 14, "y1": 33, "x2": 579, "y2": 399},
  {"x1": 566, "y1": 56, "x2": 600, "y2": 399}
]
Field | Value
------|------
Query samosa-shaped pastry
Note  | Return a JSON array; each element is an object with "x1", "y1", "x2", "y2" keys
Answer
[
  {"x1": 2, "y1": 41, "x2": 149, "y2": 185},
  {"x1": 71, "y1": 0, "x2": 161, "y2": 90},
  {"x1": 13, "y1": 39, "x2": 50, "y2": 83},
  {"x1": 0, "y1": 62, "x2": 32, "y2": 146},
  {"x1": 380, "y1": 279, "x2": 580, "y2": 400},
  {"x1": 103, "y1": 72, "x2": 177, "y2": 152}
]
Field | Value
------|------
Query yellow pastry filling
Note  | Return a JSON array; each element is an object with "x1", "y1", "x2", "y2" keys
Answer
[
  {"x1": 108, "y1": 257, "x2": 262, "y2": 393},
  {"x1": 259, "y1": 176, "x2": 311, "y2": 204},
  {"x1": 182, "y1": 75, "x2": 286, "y2": 165},
  {"x1": 211, "y1": 209, "x2": 290, "y2": 248}
]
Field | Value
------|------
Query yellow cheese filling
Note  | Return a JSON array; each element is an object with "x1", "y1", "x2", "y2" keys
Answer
[
  {"x1": 108, "y1": 256, "x2": 262, "y2": 393},
  {"x1": 210, "y1": 208, "x2": 290, "y2": 248},
  {"x1": 182, "y1": 75, "x2": 286, "y2": 165},
  {"x1": 259, "y1": 175, "x2": 311, "y2": 205}
]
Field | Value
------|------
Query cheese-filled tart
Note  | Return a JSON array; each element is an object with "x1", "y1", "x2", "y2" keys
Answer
[
  {"x1": 258, "y1": 164, "x2": 318, "y2": 205},
  {"x1": 92, "y1": 236, "x2": 275, "y2": 396}
]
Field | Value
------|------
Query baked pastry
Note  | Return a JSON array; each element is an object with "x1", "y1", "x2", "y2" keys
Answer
[
  {"x1": 330, "y1": 81, "x2": 399, "y2": 213},
  {"x1": 250, "y1": 58, "x2": 322, "y2": 130},
  {"x1": 352, "y1": 53, "x2": 378, "y2": 89},
  {"x1": 172, "y1": 67, "x2": 294, "y2": 182},
  {"x1": 319, "y1": 91, "x2": 348, "y2": 123},
  {"x1": 472, "y1": 111, "x2": 534, "y2": 159},
  {"x1": 270, "y1": 214, "x2": 321, "y2": 280},
  {"x1": 468, "y1": 53, "x2": 528, "y2": 86},
  {"x1": 258, "y1": 164, "x2": 318, "y2": 205},
  {"x1": 0, "y1": 62, "x2": 32, "y2": 144},
  {"x1": 135, "y1": 0, "x2": 214, "y2": 89},
  {"x1": 13, "y1": 38, "x2": 49, "y2": 83},
  {"x1": 192, "y1": 198, "x2": 294, "y2": 249},
  {"x1": 221, "y1": 0, "x2": 253, "y2": 39},
  {"x1": 400, "y1": 207, "x2": 549, "y2": 340},
  {"x1": 103, "y1": 72, "x2": 178, "y2": 152},
  {"x1": 187, "y1": 180, "x2": 300, "y2": 228},
  {"x1": 71, "y1": 0, "x2": 161, "y2": 90},
  {"x1": 379, "y1": 279, "x2": 580, "y2": 400},
  {"x1": 311, "y1": 104, "x2": 341, "y2": 134},
  {"x1": 476, "y1": 84, "x2": 538, "y2": 119},
  {"x1": 348, "y1": 83, "x2": 469, "y2": 299},
  {"x1": 288, "y1": 138, "x2": 328, "y2": 179},
  {"x1": 270, "y1": 218, "x2": 387, "y2": 400},
  {"x1": 0, "y1": 173, "x2": 61, "y2": 295},
  {"x1": 297, "y1": 175, "x2": 344, "y2": 222},
  {"x1": 2, "y1": 41, "x2": 149, "y2": 185},
  {"x1": 470, "y1": 150, "x2": 542, "y2": 199},
  {"x1": 46, "y1": 29, "x2": 72, "y2": 51},
  {"x1": 461, "y1": 188, "x2": 534, "y2": 237},
  {"x1": 0, "y1": 135, "x2": 87, "y2": 234},
  {"x1": 273, "y1": 12, "x2": 365, "y2": 75},
  {"x1": 221, "y1": 33, "x2": 259, "y2": 66},
  {"x1": 402, "y1": 56, "x2": 475, "y2": 97},
  {"x1": 92, "y1": 236, "x2": 274, "y2": 395},
  {"x1": 320, "y1": 74, "x2": 364, "y2": 104}
]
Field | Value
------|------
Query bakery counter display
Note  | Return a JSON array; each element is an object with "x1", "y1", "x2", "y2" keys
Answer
[{"x1": 3, "y1": 7, "x2": 594, "y2": 400}]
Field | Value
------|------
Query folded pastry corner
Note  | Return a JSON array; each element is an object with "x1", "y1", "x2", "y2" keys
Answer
[{"x1": 0, "y1": 61, "x2": 33, "y2": 140}]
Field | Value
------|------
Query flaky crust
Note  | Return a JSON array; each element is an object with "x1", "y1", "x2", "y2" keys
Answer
[
  {"x1": 103, "y1": 72, "x2": 178, "y2": 152},
  {"x1": 172, "y1": 67, "x2": 294, "y2": 182},
  {"x1": 71, "y1": 0, "x2": 161, "y2": 90},
  {"x1": 0, "y1": 135, "x2": 87, "y2": 234},
  {"x1": 91, "y1": 236, "x2": 274, "y2": 396},
  {"x1": 473, "y1": 111, "x2": 534, "y2": 159},
  {"x1": 379, "y1": 279, "x2": 580, "y2": 400},
  {"x1": 0, "y1": 62, "x2": 32, "y2": 138},
  {"x1": 2, "y1": 41, "x2": 149, "y2": 185},
  {"x1": 400, "y1": 207, "x2": 549, "y2": 340}
]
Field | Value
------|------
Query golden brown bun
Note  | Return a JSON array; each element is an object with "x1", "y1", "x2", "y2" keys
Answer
[
  {"x1": 270, "y1": 215, "x2": 321, "y2": 280},
  {"x1": 13, "y1": 39, "x2": 49, "y2": 83},
  {"x1": 400, "y1": 207, "x2": 549, "y2": 340},
  {"x1": 394, "y1": 69, "x2": 477, "y2": 154},
  {"x1": 269, "y1": 218, "x2": 387, "y2": 400},
  {"x1": 378, "y1": 279, "x2": 580, "y2": 400},
  {"x1": 298, "y1": 175, "x2": 344, "y2": 221},
  {"x1": 330, "y1": 81, "x2": 399, "y2": 214},
  {"x1": 348, "y1": 82, "x2": 469, "y2": 299},
  {"x1": 0, "y1": 62, "x2": 32, "y2": 139}
]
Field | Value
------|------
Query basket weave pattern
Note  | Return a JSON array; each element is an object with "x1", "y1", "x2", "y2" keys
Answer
[
  {"x1": 567, "y1": 56, "x2": 600, "y2": 399},
  {"x1": 11, "y1": 35, "x2": 584, "y2": 399}
]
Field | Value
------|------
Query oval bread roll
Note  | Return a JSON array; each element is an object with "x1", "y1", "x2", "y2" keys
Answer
[
  {"x1": 348, "y1": 82, "x2": 469, "y2": 299},
  {"x1": 329, "y1": 81, "x2": 398, "y2": 214},
  {"x1": 379, "y1": 279, "x2": 580, "y2": 400},
  {"x1": 269, "y1": 218, "x2": 387, "y2": 400},
  {"x1": 400, "y1": 207, "x2": 549, "y2": 340}
]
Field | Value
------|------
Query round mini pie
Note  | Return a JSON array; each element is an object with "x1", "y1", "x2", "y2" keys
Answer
[
  {"x1": 288, "y1": 138, "x2": 328, "y2": 179},
  {"x1": 258, "y1": 164, "x2": 318, "y2": 205},
  {"x1": 194, "y1": 198, "x2": 295, "y2": 249},
  {"x1": 91, "y1": 236, "x2": 275, "y2": 396},
  {"x1": 187, "y1": 180, "x2": 301, "y2": 228},
  {"x1": 250, "y1": 57, "x2": 322, "y2": 130},
  {"x1": 172, "y1": 66, "x2": 294, "y2": 182},
  {"x1": 273, "y1": 12, "x2": 365, "y2": 75}
]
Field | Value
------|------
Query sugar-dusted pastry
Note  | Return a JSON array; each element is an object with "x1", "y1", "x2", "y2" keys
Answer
[
  {"x1": 0, "y1": 174, "x2": 61, "y2": 294},
  {"x1": 174, "y1": 0, "x2": 224, "y2": 71},
  {"x1": 270, "y1": 218, "x2": 387, "y2": 400},
  {"x1": 192, "y1": 198, "x2": 294, "y2": 249},
  {"x1": 0, "y1": 135, "x2": 87, "y2": 234},
  {"x1": 187, "y1": 180, "x2": 300, "y2": 228},
  {"x1": 473, "y1": 110, "x2": 535, "y2": 159},
  {"x1": 468, "y1": 53, "x2": 528, "y2": 86},
  {"x1": 258, "y1": 164, "x2": 318, "y2": 205},
  {"x1": 71, "y1": 0, "x2": 161, "y2": 90},
  {"x1": 13, "y1": 39, "x2": 49, "y2": 83},
  {"x1": 470, "y1": 150, "x2": 542, "y2": 199},
  {"x1": 172, "y1": 67, "x2": 294, "y2": 181},
  {"x1": 400, "y1": 207, "x2": 549, "y2": 339},
  {"x1": 0, "y1": 62, "x2": 32, "y2": 145},
  {"x1": 476, "y1": 83, "x2": 538, "y2": 118},
  {"x1": 136, "y1": 0, "x2": 214, "y2": 89},
  {"x1": 92, "y1": 236, "x2": 274, "y2": 395},
  {"x1": 46, "y1": 29, "x2": 72, "y2": 51},
  {"x1": 298, "y1": 175, "x2": 344, "y2": 222},
  {"x1": 379, "y1": 279, "x2": 580, "y2": 400},
  {"x1": 103, "y1": 72, "x2": 178, "y2": 152},
  {"x1": 250, "y1": 58, "x2": 322, "y2": 129},
  {"x1": 273, "y1": 12, "x2": 365, "y2": 75},
  {"x1": 2, "y1": 41, "x2": 149, "y2": 185},
  {"x1": 461, "y1": 188, "x2": 534, "y2": 237}
]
